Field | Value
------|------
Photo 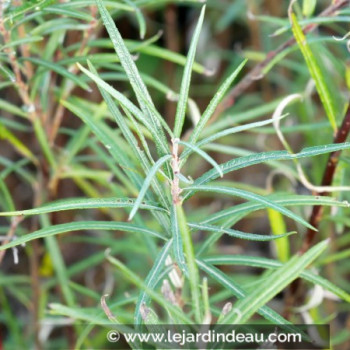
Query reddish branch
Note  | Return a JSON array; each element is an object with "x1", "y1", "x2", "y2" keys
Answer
[
  {"x1": 284, "y1": 104, "x2": 350, "y2": 318},
  {"x1": 210, "y1": 0, "x2": 350, "y2": 123},
  {"x1": 300, "y1": 104, "x2": 350, "y2": 254}
]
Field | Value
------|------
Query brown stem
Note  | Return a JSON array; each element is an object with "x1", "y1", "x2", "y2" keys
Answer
[
  {"x1": 1, "y1": 4, "x2": 46, "y2": 349},
  {"x1": 0, "y1": 2, "x2": 38, "y2": 123},
  {"x1": 171, "y1": 138, "x2": 182, "y2": 204},
  {"x1": 300, "y1": 103, "x2": 350, "y2": 254},
  {"x1": 210, "y1": 0, "x2": 350, "y2": 123},
  {"x1": 49, "y1": 5, "x2": 98, "y2": 145},
  {"x1": 284, "y1": 103, "x2": 350, "y2": 318},
  {"x1": 0, "y1": 216, "x2": 24, "y2": 265}
]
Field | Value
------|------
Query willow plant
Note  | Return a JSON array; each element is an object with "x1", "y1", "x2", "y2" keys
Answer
[{"x1": 0, "y1": 0, "x2": 350, "y2": 349}]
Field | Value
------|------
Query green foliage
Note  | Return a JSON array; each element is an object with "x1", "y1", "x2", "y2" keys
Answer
[{"x1": 0, "y1": 0, "x2": 349, "y2": 349}]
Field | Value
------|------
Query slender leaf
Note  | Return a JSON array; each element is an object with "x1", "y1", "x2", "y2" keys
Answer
[
  {"x1": 0, "y1": 221, "x2": 166, "y2": 251},
  {"x1": 267, "y1": 209, "x2": 290, "y2": 262},
  {"x1": 1, "y1": 36, "x2": 43, "y2": 50},
  {"x1": 202, "y1": 194, "x2": 350, "y2": 225},
  {"x1": 0, "y1": 122, "x2": 38, "y2": 164},
  {"x1": 204, "y1": 255, "x2": 350, "y2": 303},
  {"x1": 173, "y1": 6, "x2": 205, "y2": 138},
  {"x1": 170, "y1": 203, "x2": 188, "y2": 275},
  {"x1": 61, "y1": 99, "x2": 144, "y2": 189},
  {"x1": 175, "y1": 203, "x2": 202, "y2": 323},
  {"x1": 95, "y1": 0, "x2": 169, "y2": 156},
  {"x1": 87, "y1": 62, "x2": 171, "y2": 209},
  {"x1": 129, "y1": 155, "x2": 171, "y2": 220},
  {"x1": 220, "y1": 239, "x2": 329, "y2": 324},
  {"x1": 0, "y1": 197, "x2": 167, "y2": 216},
  {"x1": 134, "y1": 239, "x2": 173, "y2": 325},
  {"x1": 106, "y1": 254, "x2": 192, "y2": 324},
  {"x1": 78, "y1": 63, "x2": 170, "y2": 158},
  {"x1": 184, "y1": 142, "x2": 350, "y2": 199},
  {"x1": 186, "y1": 185, "x2": 315, "y2": 230},
  {"x1": 189, "y1": 222, "x2": 295, "y2": 241},
  {"x1": 190, "y1": 59, "x2": 247, "y2": 144},
  {"x1": 23, "y1": 57, "x2": 91, "y2": 91},
  {"x1": 197, "y1": 260, "x2": 298, "y2": 330},
  {"x1": 291, "y1": 13, "x2": 337, "y2": 130},
  {"x1": 178, "y1": 140, "x2": 223, "y2": 178}
]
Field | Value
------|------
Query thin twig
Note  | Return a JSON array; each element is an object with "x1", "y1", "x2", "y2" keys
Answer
[
  {"x1": 101, "y1": 294, "x2": 118, "y2": 323},
  {"x1": 0, "y1": 1, "x2": 39, "y2": 122},
  {"x1": 49, "y1": 5, "x2": 98, "y2": 145},
  {"x1": 210, "y1": 0, "x2": 350, "y2": 123},
  {"x1": 171, "y1": 138, "x2": 182, "y2": 204},
  {"x1": 0, "y1": 216, "x2": 24, "y2": 265}
]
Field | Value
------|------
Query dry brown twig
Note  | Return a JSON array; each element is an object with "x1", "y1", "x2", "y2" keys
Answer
[
  {"x1": 0, "y1": 216, "x2": 24, "y2": 265},
  {"x1": 170, "y1": 138, "x2": 182, "y2": 204}
]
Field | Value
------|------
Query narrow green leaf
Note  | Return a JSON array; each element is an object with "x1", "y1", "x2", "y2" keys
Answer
[
  {"x1": 78, "y1": 63, "x2": 170, "y2": 157},
  {"x1": 23, "y1": 57, "x2": 91, "y2": 92},
  {"x1": 220, "y1": 239, "x2": 329, "y2": 324},
  {"x1": 0, "y1": 197, "x2": 167, "y2": 216},
  {"x1": 202, "y1": 194, "x2": 350, "y2": 225},
  {"x1": 189, "y1": 222, "x2": 295, "y2": 241},
  {"x1": 137, "y1": 45, "x2": 207, "y2": 74},
  {"x1": 49, "y1": 303, "x2": 113, "y2": 324},
  {"x1": 204, "y1": 98, "x2": 284, "y2": 135},
  {"x1": 302, "y1": 0, "x2": 317, "y2": 17},
  {"x1": 87, "y1": 62, "x2": 171, "y2": 209},
  {"x1": 184, "y1": 142, "x2": 350, "y2": 199},
  {"x1": 170, "y1": 203, "x2": 188, "y2": 275},
  {"x1": 123, "y1": 0, "x2": 146, "y2": 39},
  {"x1": 0, "y1": 177, "x2": 15, "y2": 212},
  {"x1": 0, "y1": 221, "x2": 166, "y2": 251},
  {"x1": 106, "y1": 253, "x2": 192, "y2": 324},
  {"x1": 64, "y1": 100, "x2": 171, "y2": 231},
  {"x1": 320, "y1": 248, "x2": 350, "y2": 265},
  {"x1": 193, "y1": 114, "x2": 288, "y2": 150},
  {"x1": 267, "y1": 209, "x2": 290, "y2": 262},
  {"x1": 173, "y1": 6, "x2": 205, "y2": 138},
  {"x1": 44, "y1": 233, "x2": 76, "y2": 307},
  {"x1": 178, "y1": 140, "x2": 223, "y2": 178},
  {"x1": 203, "y1": 255, "x2": 350, "y2": 303},
  {"x1": 95, "y1": 0, "x2": 169, "y2": 156},
  {"x1": 0, "y1": 99, "x2": 28, "y2": 118},
  {"x1": 0, "y1": 122, "x2": 38, "y2": 164},
  {"x1": 33, "y1": 118, "x2": 56, "y2": 169},
  {"x1": 134, "y1": 239, "x2": 173, "y2": 325},
  {"x1": 181, "y1": 113, "x2": 288, "y2": 162},
  {"x1": 186, "y1": 185, "x2": 315, "y2": 231},
  {"x1": 3, "y1": 0, "x2": 55, "y2": 23},
  {"x1": 175, "y1": 203, "x2": 202, "y2": 323},
  {"x1": 291, "y1": 13, "x2": 337, "y2": 130},
  {"x1": 197, "y1": 260, "x2": 298, "y2": 330},
  {"x1": 61, "y1": 99, "x2": 144, "y2": 189},
  {"x1": 60, "y1": 0, "x2": 133, "y2": 11},
  {"x1": 129, "y1": 155, "x2": 171, "y2": 220},
  {"x1": 190, "y1": 59, "x2": 247, "y2": 144},
  {"x1": 42, "y1": 6, "x2": 93, "y2": 20},
  {"x1": 1, "y1": 36, "x2": 43, "y2": 50}
]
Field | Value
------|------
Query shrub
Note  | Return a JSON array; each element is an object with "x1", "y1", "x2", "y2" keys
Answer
[{"x1": 0, "y1": 0, "x2": 349, "y2": 349}]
